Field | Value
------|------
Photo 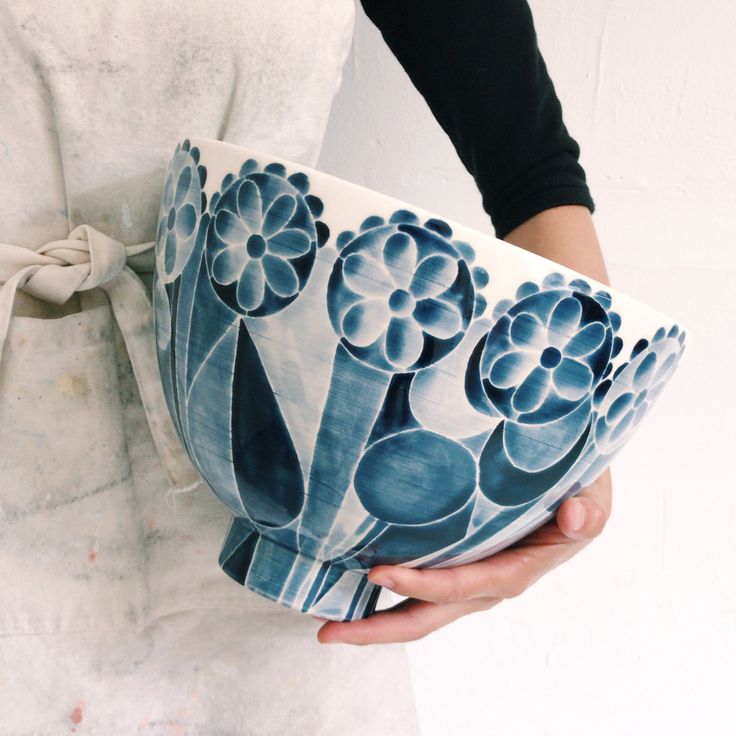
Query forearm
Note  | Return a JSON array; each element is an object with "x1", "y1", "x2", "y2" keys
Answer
[{"x1": 502, "y1": 204, "x2": 610, "y2": 288}]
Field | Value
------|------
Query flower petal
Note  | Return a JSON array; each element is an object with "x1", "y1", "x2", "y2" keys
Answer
[
  {"x1": 262, "y1": 254, "x2": 299, "y2": 297},
  {"x1": 413, "y1": 298, "x2": 462, "y2": 338},
  {"x1": 409, "y1": 254, "x2": 458, "y2": 298},
  {"x1": 552, "y1": 357, "x2": 593, "y2": 400},
  {"x1": 633, "y1": 352, "x2": 657, "y2": 390},
  {"x1": 163, "y1": 172, "x2": 174, "y2": 209},
  {"x1": 383, "y1": 232, "x2": 417, "y2": 289},
  {"x1": 174, "y1": 165, "x2": 192, "y2": 208},
  {"x1": 489, "y1": 350, "x2": 532, "y2": 389},
  {"x1": 175, "y1": 203, "x2": 197, "y2": 238},
  {"x1": 563, "y1": 321, "x2": 606, "y2": 357},
  {"x1": 215, "y1": 209, "x2": 249, "y2": 246},
  {"x1": 266, "y1": 227, "x2": 311, "y2": 258},
  {"x1": 606, "y1": 392, "x2": 634, "y2": 424},
  {"x1": 262, "y1": 194, "x2": 296, "y2": 238},
  {"x1": 236, "y1": 259, "x2": 265, "y2": 311},
  {"x1": 164, "y1": 230, "x2": 177, "y2": 274},
  {"x1": 237, "y1": 179, "x2": 262, "y2": 232},
  {"x1": 512, "y1": 366, "x2": 551, "y2": 414},
  {"x1": 609, "y1": 408, "x2": 636, "y2": 444},
  {"x1": 342, "y1": 253, "x2": 393, "y2": 297},
  {"x1": 211, "y1": 245, "x2": 248, "y2": 284},
  {"x1": 386, "y1": 316, "x2": 424, "y2": 367},
  {"x1": 509, "y1": 312, "x2": 544, "y2": 350},
  {"x1": 548, "y1": 296, "x2": 583, "y2": 344},
  {"x1": 652, "y1": 351, "x2": 677, "y2": 386},
  {"x1": 342, "y1": 299, "x2": 390, "y2": 346}
]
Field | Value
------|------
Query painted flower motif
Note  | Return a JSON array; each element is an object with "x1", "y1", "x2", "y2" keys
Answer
[
  {"x1": 339, "y1": 232, "x2": 461, "y2": 362},
  {"x1": 206, "y1": 160, "x2": 327, "y2": 317},
  {"x1": 491, "y1": 299, "x2": 603, "y2": 405},
  {"x1": 327, "y1": 210, "x2": 485, "y2": 372},
  {"x1": 155, "y1": 139, "x2": 207, "y2": 284},
  {"x1": 592, "y1": 324, "x2": 686, "y2": 455},
  {"x1": 468, "y1": 276, "x2": 617, "y2": 423}
]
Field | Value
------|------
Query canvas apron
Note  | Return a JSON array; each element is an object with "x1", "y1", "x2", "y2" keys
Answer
[{"x1": 0, "y1": 230, "x2": 420, "y2": 733}]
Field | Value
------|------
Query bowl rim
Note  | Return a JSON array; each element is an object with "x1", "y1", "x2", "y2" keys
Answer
[{"x1": 183, "y1": 134, "x2": 690, "y2": 340}]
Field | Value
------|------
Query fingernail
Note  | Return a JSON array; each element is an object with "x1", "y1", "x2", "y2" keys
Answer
[
  {"x1": 370, "y1": 574, "x2": 396, "y2": 589},
  {"x1": 568, "y1": 500, "x2": 586, "y2": 532}
]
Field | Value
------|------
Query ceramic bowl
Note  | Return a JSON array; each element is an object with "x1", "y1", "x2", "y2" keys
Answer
[{"x1": 153, "y1": 136, "x2": 688, "y2": 621}]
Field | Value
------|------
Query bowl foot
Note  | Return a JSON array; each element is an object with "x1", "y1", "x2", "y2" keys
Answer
[{"x1": 218, "y1": 516, "x2": 382, "y2": 621}]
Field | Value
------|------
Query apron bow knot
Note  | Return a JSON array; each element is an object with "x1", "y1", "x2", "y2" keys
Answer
[{"x1": 0, "y1": 225, "x2": 201, "y2": 491}]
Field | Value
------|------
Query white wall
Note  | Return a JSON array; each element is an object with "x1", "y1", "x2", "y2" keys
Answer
[{"x1": 317, "y1": 2, "x2": 736, "y2": 734}]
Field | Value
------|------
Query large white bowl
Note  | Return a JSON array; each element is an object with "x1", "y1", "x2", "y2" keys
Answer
[{"x1": 153, "y1": 136, "x2": 688, "y2": 621}]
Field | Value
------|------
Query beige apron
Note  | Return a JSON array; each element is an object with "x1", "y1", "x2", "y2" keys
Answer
[
  {"x1": 0, "y1": 1, "x2": 420, "y2": 732},
  {"x1": 0, "y1": 227, "x2": 420, "y2": 736}
]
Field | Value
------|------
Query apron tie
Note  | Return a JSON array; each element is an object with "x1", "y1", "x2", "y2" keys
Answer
[{"x1": 0, "y1": 224, "x2": 202, "y2": 491}]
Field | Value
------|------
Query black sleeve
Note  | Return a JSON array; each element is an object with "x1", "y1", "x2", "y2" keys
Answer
[{"x1": 357, "y1": 0, "x2": 595, "y2": 240}]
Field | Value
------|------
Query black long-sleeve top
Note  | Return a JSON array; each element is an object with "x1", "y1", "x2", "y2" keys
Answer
[{"x1": 358, "y1": 0, "x2": 595, "y2": 240}]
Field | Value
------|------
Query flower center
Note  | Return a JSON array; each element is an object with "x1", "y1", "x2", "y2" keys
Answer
[
  {"x1": 167, "y1": 206, "x2": 176, "y2": 230},
  {"x1": 247, "y1": 233, "x2": 267, "y2": 259},
  {"x1": 540, "y1": 346, "x2": 562, "y2": 368},
  {"x1": 389, "y1": 289, "x2": 414, "y2": 316}
]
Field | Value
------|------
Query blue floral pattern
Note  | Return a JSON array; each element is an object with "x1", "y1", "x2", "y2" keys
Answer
[
  {"x1": 592, "y1": 324, "x2": 686, "y2": 454},
  {"x1": 327, "y1": 210, "x2": 485, "y2": 372},
  {"x1": 153, "y1": 142, "x2": 688, "y2": 621},
  {"x1": 469, "y1": 275, "x2": 618, "y2": 424},
  {"x1": 205, "y1": 159, "x2": 327, "y2": 317},
  {"x1": 155, "y1": 139, "x2": 207, "y2": 283}
]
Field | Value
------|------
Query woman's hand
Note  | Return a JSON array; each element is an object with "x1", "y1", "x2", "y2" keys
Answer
[{"x1": 316, "y1": 467, "x2": 612, "y2": 645}]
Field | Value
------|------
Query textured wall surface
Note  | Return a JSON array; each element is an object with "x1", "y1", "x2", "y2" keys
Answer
[{"x1": 318, "y1": 1, "x2": 735, "y2": 733}]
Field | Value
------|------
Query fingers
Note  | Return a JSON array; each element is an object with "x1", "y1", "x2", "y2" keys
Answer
[
  {"x1": 366, "y1": 468, "x2": 615, "y2": 606},
  {"x1": 317, "y1": 596, "x2": 500, "y2": 645},
  {"x1": 368, "y1": 545, "x2": 550, "y2": 604},
  {"x1": 315, "y1": 469, "x2": 615, "y2": 644},
  {"x1": 556, "y1": 496, "x2": 605, "y2": 541},
  {"x1": 556, "y1": 468, "x2": 613, "y2": 542}
]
